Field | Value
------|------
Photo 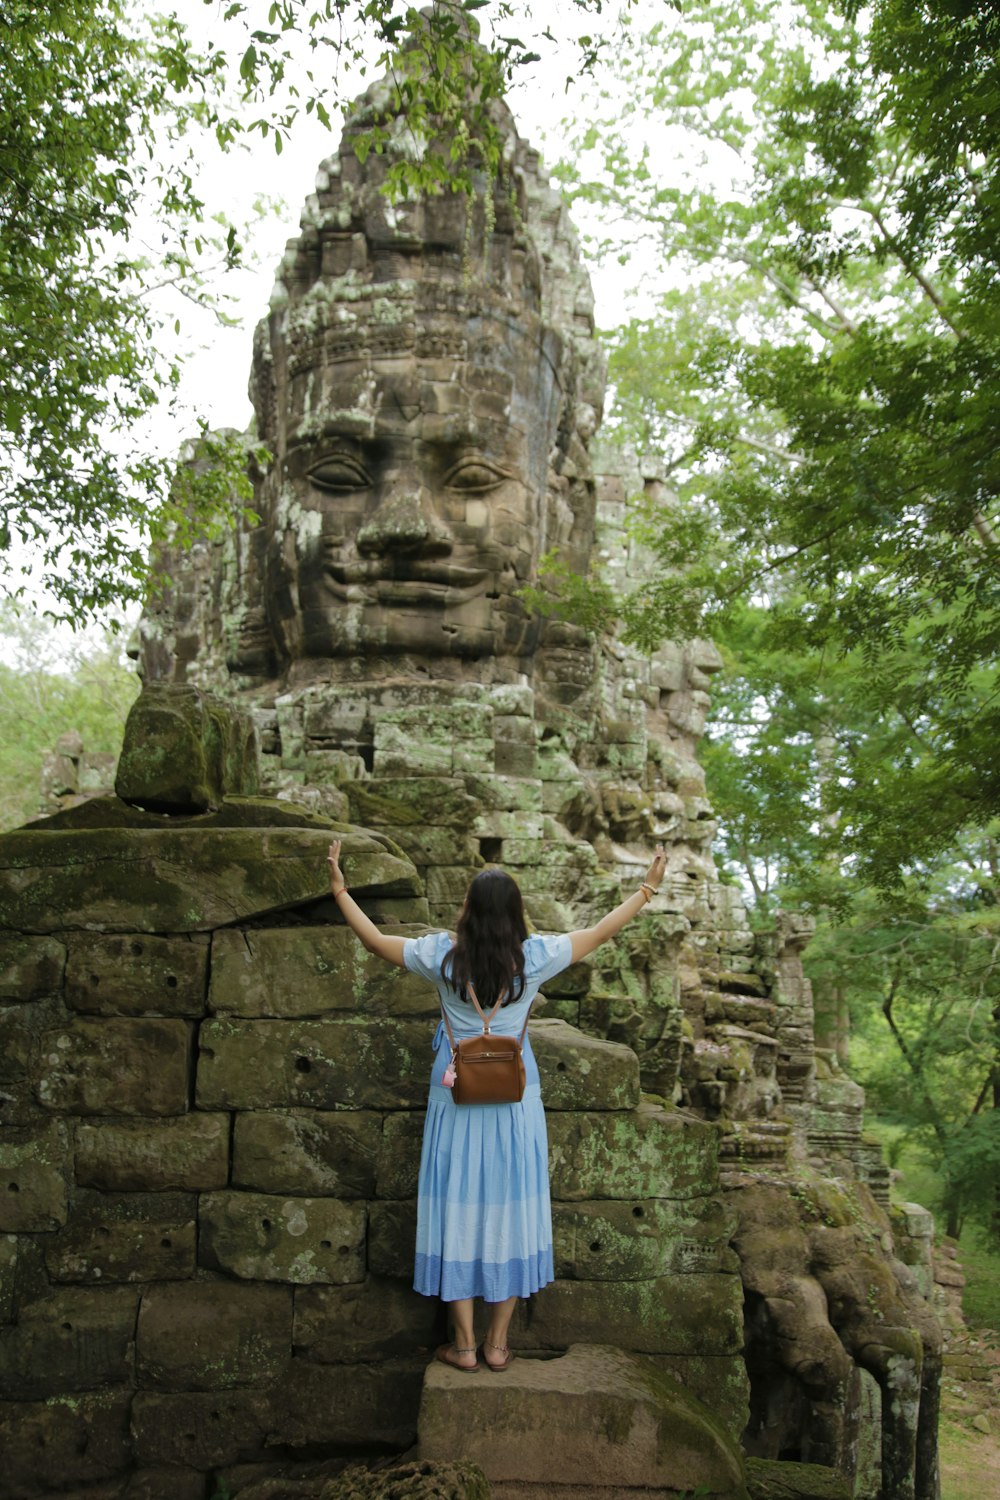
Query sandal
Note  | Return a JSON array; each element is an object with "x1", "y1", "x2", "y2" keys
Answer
[
  {"x1": 480, "y1": 1339, "x2": 514, "y2": 1372},
  {"x1": 435, "y1": 1343, "x2": 479, "y2": 1373}
]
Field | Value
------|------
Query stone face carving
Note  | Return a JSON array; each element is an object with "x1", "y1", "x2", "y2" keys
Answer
[{"x1": 3, "y1": 56, "x2": 943, "y2": 1500}]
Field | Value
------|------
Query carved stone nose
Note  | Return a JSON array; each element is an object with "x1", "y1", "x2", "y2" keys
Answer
[{"x1": 356, "y1": 489, "x2": 453, "y2": 557}]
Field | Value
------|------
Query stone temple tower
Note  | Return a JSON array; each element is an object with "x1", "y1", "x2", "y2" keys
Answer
[{"x1": 0, "y1": 35, "x2": 941, "y2": 1500}]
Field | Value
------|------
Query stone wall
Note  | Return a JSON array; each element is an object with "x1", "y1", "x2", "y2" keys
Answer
[{"x1": 0, "y1": 778, "x2": 748, "y2": 1499}]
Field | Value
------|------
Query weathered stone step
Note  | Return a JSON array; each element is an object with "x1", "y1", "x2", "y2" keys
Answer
[{"x1": 418, "y1": 1342, "x2": 749, "y2": 1498}]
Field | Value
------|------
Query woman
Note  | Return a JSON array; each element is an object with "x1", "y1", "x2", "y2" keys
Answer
[{"x1": 326, "y1": 839, "x2": 667, "y2": 1372}]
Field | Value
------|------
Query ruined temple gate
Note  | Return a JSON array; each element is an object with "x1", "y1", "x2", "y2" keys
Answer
[{"x1": 0, "y1": 40, "x2": 941, "y2": 1500}]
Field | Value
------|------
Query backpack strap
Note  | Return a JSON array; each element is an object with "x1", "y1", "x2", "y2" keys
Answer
[
  {"x1": 439, "y1": 983, "x2": 535, "y2": 1057},
  {"x1": 467, "y1": 982, "x2": 535, "y2": 1048}
]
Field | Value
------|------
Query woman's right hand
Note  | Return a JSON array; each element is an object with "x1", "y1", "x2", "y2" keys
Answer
[{"x1": 644, "y1": 842, "x2": 666, "y2": 892}]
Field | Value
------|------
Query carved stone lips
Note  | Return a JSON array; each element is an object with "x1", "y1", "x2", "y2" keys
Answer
[{"x1": 323, "y1": 560, "x2": 487, "y2": 604}]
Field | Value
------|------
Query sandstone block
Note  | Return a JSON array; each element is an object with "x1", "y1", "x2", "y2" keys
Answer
[
  {"x1": 0, "y1": 827, "x2": 416, "y2": 933},
  {"x1": 0, "y1": 1120, "x2": 69, "y2": 1230},
  {"x1": 494, "y1": 741, "x2": 537, "y2": 776},
  {"x1": 199, "y1": 1190, "x2": 366, "y2": 1284},
  {"x1": 391, "y1": 828, "x2": 480, "y2": 866},
  {"x1": 652, "y1": 1354, "x2": 751, "y2": 1443},
  {"x1": 0, "y1": 934, "x2": 65, "y2": 1001},
  {"x1": 347, "y1": 778, "x2": 481, "y2": 829},
  {"x1": 210, "y1": 926, "x2": 434, "y2": 1019},
  {"x1": 418, "y1": 1343, "x2": 748, "y2": 1496},
  {"x1": 552, "y1": 1196, "x2": 735, "y2": 1281},
  {"x1": 65, "y1": 934, "x2": 209, "y2": 1017},
  {"x1": 44, "y1": 1190, "x2": 196, "y2": 1283},
  {"x1": 196, "y1": 1017, "x2": 431, "y2": 1109},
  {"x1": 273, "y1": 1356, "x2": 425, "y2": 1449},
  {"x1": 547, "y1": 1103, "x2": 721, "y2": 1202},
  {"x1": 136, "y1": 1282, "x2": 292, "y2": 1390},
  {"x1": 0, "y1": 1391, "x2": 133, "y2": 1499},
  {"x1": 115, "y1": 683, "x2": 259, "y2": 813},
  {"x1": 426, "y1": 866, "x2": 477, "y2": 902},
  {"x1": 453, "y1": 739, "x2": 496, "y2": 774},
  {"x1": 33, "y1": 1018, "x2": 190, "y2": 1115},
  {"x1": 132, "y1": 1389, "x2": 272, "y2": 1468},
  {"x1": 462, "y1": 774, "x2": 542, "y2": 813},
  {"x1": 0, "y1": 1234, "x2": 15, "y2": 1321},
  {"x1": 114, "y1": 1469, "x2": 208, "y2": 1500},
  {"x1": 294, "y1": 1278, "x2": 440, "y2": 1362},
  {"x1": 368, "y1": 1200, "x2": 417, "y2": 1279},
  {"x1": 375, "y1": 736, "x2": 452, "y2": 776},
  {"x1": 471, "y1": 811, "x2": 543, "y2": 839},
  {"x1": 74, "y1": 1112, "x2": 229, "y2": 1190},
  {"x1": 318, "y1": 1461, "x2": 489, "y2": 1500},
  {"x1": 0, "y1": 1286, "x2": 138, "y2": 1396},
  {"x1": 233, "y1": 1109, "x2": 381, "y2": 1196},
  {"x1": 523, "y1": 1275, "x2": 743, "y2": 1357},
  {"x1": 746, "y1": 1457, "x2": 851, "y2": 1499},
  {"x1": 530, "y1": 1019, "x2": 639, "y2": 1111},
  {"x1": 376, "y1": 1114, "x2": 424, "y2": 1198}
]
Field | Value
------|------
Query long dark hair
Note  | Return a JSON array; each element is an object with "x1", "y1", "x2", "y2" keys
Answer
[{"x1": 441, "y1": 868, "x2": 527, "y2": 1008}]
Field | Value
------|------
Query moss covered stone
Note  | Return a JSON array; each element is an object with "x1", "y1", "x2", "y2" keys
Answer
[
  {"x1": 551, "y1": 1195, "x2": 736, "y2": 1281},
  {"x1": 319, "y1": 1460, "x2": 490, "y2": 1500},
  {"x1": 136, "y1": 1282, "x2": 292, "y2": 1391},
  {"x1": 32, "y1": 1018, "x2": 190, "y2": 1116},
  {"x1": 0, "y1": 826, "x2": 416, "y2": 932},
  {"x1": 196, "y1": 1017, "x2": 430, "y2": 1110},
  {"x1": 0, "y1": 935, "x2": 65, "y2": 1002},
  {"x1": 199, "y1": 1189, "x2": 366, "y2": 1284},
  {"x1": 43, "y1": 1189, "x2": 196, "y2": 1284},
  {"x1": 548, "y1": 1102, "x2": 721, "y2": 1201},
  {"x1": 115, "y1": 683, "x2": 259, "y2": 813},
  {"x1": 0, "y1": 1285, "x2": 138, "y2": 1397},
  {"x1": 745, "y1": 1457, "x2": 851, "y2": 1499},
  {"x1": 293, "y1": 1278, "x2": 440, "y2": 1363},
  {"x1": 530, "y1": 1017, "x2": 640, "y2": 1111},
  {"x1": 210, "y1": 926, "x2": 434, "y2": 1019},
  {"x1": 65, "y1": 933, "x2": 209, "y2": 1017},
  {"x1": 418, "y1": 1342, "x2": 748, "y2": 1496},
  {"x1": 74, "y1": 1112, "x2": 229, "y2": 1191},
  {"x1": 0, "y1": 1121, "x2": 69, "y2": 1231},
  {"x1": 233, "y1": 1109, "x2": 382, "y2": 1197},
  {"x1": 0, "y1": 1390, "x2": 133, "y2": 1499},
  {"x1": 526, "y1": 1273, "x2": 744, "y2": 1357}
]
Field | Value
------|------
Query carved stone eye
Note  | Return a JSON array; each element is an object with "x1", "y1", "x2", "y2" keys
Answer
[
  {"x1": 445, "y1": 460, "x2": 508, "y2": 494},
  {"x1": 309, "y1": 456, "x2": 371, "y2": 492}
]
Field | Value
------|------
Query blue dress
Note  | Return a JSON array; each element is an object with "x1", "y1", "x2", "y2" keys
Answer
[{"x1": 403, "y1": 930, "x2": 573, "y2": 1302}]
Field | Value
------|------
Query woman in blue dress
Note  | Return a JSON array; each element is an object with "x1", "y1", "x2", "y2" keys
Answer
[{"x1": 327, "y1": 839, "x2": 666, "y2": 1372}]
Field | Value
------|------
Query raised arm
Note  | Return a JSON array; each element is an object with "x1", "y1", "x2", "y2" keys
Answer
[
  {"x1": 327, "y1": 840, "x2": 408, "y2": 968},
  {"x1": 568, "y1": 844, "x2": 667, "y2": 963}
]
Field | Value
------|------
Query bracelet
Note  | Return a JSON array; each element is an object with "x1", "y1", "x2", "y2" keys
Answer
[
  {"x1": 639, "y1": 882, "x2": 656, "y2": 902},
  {"x1": 332, "y1": 884, "x2": 348, "y2": 899}
]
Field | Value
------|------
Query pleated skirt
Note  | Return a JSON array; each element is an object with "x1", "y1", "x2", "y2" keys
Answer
[{"x1": 413, "y1": 1073, "x2": 555, "y2": 1302}]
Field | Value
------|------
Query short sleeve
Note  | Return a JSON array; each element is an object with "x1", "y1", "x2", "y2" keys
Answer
[
  {"x1": 523, "y1": 932, "x2": 573, "y2": 985},
  {"x1": 403, "y1": 931, "x2": 450, "y2": 984}
]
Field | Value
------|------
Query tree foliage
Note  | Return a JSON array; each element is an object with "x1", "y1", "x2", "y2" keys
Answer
[
  {"x1": 555, "y1": 0, "x2": 1000, "y2": 890},
  {"x1": 0, "y1": 604, "x2": 139, "y2": 832}
]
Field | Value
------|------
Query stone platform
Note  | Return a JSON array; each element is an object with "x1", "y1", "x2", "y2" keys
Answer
[{"x1": 418, "y1": 1343, "x2": 749, "y2": 1499}]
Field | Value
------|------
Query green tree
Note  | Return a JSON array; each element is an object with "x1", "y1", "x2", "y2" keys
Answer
[
  {"x1": 553, "y1": 0, "x2": 1000, "y2": 891},
  {"x1": 0, "y1": 605, "x2": 139, "y2": 831},
  {"x1": 808, "y1": 886, "x2": 1000, "y2": 1240}
]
